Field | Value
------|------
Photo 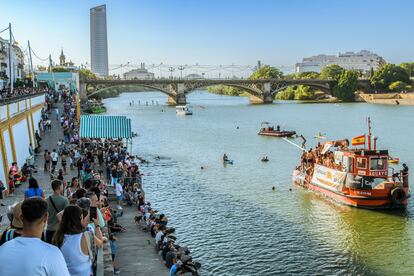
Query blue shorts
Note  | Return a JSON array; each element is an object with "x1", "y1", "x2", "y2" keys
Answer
[{"x1": 117, "y1": 195, "x2": 122, "y2": 201}]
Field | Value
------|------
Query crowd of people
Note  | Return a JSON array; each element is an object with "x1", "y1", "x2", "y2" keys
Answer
[
  {"x1": 0, "y1": 86, "x2": 200, "y2": 275},
  {"x1": 0, "y1": 87, "x2": 48, "y2": 99},
  {"x1": 0, "y1": 89, "x2": 126, "y2": 275}
]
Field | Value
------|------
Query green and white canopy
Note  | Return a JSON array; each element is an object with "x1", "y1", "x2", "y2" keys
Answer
[{"x1": 80, "y1": 115, "x2": 132, "y2": 139}]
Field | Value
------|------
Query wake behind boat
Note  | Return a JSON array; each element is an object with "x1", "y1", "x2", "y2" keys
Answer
[
  {"x1": 258, "y1": 122, "x2": 296, "y2": 137},
  {"x1": 292, "y1": 118, "x2": 410, "y2": 209}
]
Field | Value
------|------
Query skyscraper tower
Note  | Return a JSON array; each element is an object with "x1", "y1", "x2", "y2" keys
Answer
[{"x1": 90, "y1": 4, "x2": 109, "y2": 76}]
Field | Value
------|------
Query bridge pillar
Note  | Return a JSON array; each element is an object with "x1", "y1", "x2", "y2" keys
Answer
[
  {"x1": 167, "y1": 94, "x2": 187, "y2": 106},
  {"x1": 79, "y1": 82, "x2": 88, "y2": 103},
  {"x1": 249, "y1": 82, "x2": 273, "y2": 104}
]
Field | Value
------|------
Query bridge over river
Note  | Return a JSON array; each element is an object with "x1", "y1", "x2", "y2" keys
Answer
[{"x1": 81, "y1": 78, "x2": 370, "y2": 105}]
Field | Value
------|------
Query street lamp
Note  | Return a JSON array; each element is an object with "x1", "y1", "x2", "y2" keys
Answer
[
  {"x1": 168, "y1": 67, "x2": 175, "y2": 79},
  {"x1": 178, "y1": 65, "x2": 185, "y2": 79}
]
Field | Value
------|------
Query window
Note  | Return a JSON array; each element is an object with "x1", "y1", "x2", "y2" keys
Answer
[
  {"x1": 356, "y1": 157, "x2": 366, "y2": 169},
  {"x1": 370, "y1": 157, "x2": 388, "y2": 170}
]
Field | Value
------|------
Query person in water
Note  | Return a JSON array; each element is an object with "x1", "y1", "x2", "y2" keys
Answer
[{"x1": 222, "y1": 154, "x2": 229, "y2": 162}]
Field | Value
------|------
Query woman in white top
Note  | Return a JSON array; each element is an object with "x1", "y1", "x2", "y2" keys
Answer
[{"x1": 53, "y1": 205, "x2": 93, "y2": 276}]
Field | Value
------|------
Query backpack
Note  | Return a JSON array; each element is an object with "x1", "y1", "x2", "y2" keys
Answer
[{"x1": 4, "y1": 229, "x2": 16, "y2": 242}]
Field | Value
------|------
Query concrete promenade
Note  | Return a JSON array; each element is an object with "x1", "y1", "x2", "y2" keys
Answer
[
  {"x1": 111, "y1": 203, "x2": 169, "y2": 276},
  {"x1": 0, "y1": 100, "x2": 170, "y2": 276},
  {"x1": 0, "y1": 102, "x2": 77, "y2": 230}
]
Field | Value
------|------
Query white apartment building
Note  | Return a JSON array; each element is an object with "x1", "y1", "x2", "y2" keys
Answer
[
  {"x1": 0, "y1": 37, "x2": 26, "y2": 89},
  {"x1": 123, "y1": 63, "x2": 154, "y2": 80},
  {"x1": 295, "y1": 50, "x2": 386, "y2": 74}
]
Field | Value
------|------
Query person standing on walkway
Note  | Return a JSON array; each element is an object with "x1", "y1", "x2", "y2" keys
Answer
[
  {"x1": 115, "y1": 180, "x2": 123, "y2": 212},
  {"x1": 51, "y1": 149, "x2": 59, "y2": 173},
  {"x1": 54, "y1": 107, "x2": 59, "y2": 120},
  {"x1": 24, "y1": 178, "x2": 45, "y2": 199},
  {"x1": 29, "y1": 143, "x2": 35, "y2": 161},
  {"x1": 44, "y1": 150, "x2": 51, "y2": 171},
  {"x1": 0, "y1": 198, "x2": 70, "y2": 275},
  {"x1": 45, "y1": 180, "x2": 69, "y2": 244},
  {"x1": 52, "y1": 205, "x2": 93, "y2": 276}
]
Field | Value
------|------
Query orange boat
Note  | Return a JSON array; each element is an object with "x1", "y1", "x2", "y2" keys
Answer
[{"x1": 292, "y1": 118, "x2": 410, "y2": 209}]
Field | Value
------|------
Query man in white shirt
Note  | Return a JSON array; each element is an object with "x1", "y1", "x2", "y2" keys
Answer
[
  {"x1": 51, "y1": 149, "x2": 59, "y2": 173},
  {"x1": 0, "y1": 197, "x2": 70, "y2": 276}
]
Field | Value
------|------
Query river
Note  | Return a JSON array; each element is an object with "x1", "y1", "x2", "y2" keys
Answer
[{"x1": 104, "y1": 91, "x2": 414, "y2": 276}]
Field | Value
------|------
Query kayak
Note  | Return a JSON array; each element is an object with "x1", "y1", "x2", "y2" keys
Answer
[{"x1": 388, "y1": 158, "x2": 399, "y2": 164}]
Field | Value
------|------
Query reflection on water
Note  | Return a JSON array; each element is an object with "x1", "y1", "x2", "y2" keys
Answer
[{"x1": 104, "y1": 91, "x2": 414, "y2": 275}]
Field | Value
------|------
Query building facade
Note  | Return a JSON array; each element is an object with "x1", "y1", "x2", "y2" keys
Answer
[
  {"x1": 123, "y1": 63, "x2": 154, "y2": 80},
  {"x1": 90, "y1": 5, "x2": 109, "y2": 77},
  {"x1": 295, "y1": 50, "x2": 385, "y2": 74},
  {"x1": 0, "y1": 38, "x2": 26, "y2": 89}
]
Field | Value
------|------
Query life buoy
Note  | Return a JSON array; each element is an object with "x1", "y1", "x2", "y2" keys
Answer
[{"x1": 390, "y1": 188, "x2": 406, "y2": 205}]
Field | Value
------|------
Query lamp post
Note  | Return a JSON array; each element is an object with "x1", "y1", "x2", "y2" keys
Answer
[
  {"x1": 178, "y1": 65, "x2": 185, "y2": 79},
  {"x1": 168, "y1": 67, "x2": 175, "y2": 79}
]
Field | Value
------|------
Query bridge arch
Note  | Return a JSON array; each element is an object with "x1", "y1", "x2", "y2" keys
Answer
[
  {"x1": 86, "y1": 84, "x2": 174, "y2": 98},
  {"x1": 183, "y1": 84, "x2": 263, "y2": 99},
  {"x1": 270, "y1": 82, "x2": 332, "y2": 97}
]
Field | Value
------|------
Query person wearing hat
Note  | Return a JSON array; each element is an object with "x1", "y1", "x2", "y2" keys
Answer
[{"x1": 0, "y1": 202, "x2": 24, "y2": 246}]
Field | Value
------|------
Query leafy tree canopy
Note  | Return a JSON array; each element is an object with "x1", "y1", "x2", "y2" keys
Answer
[
  {"x1": 333, "y1": 70, "x2": 358, "y2": 101},
  {"x1": 79, "y1": 69, "x2": 97, "y2": 81},
  {"x1": 370, "y1": 64, "x2": 410, "y2": 89},
  {"x1": 249, "y1": 65, "x2": 283, "y2": 79},
  {"x1": 389, "y1": 81, "x2": 411, "y2": 92},
  {"x1": 320, "y1": 64, "x2": 345, "y2": 80}
]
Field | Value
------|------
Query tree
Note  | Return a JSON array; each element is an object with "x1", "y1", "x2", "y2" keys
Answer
[
  {"x1": 78, "y1": 69, "x2": 97, "y2": 81},
  {"x1": 333, "y1": 70, "x2": 359, "y2": 101},
  {"x1": 249, "y1": 65, "x2": 283, "y2": 79},
  {"x1": 296, "y1": 71, "x2": 320, "y2": 79},
  {"x1": 399, "y1": 62, "x2": 414, "y2": 78},
  {"x1": 320, "y1": 64, "x2": 345, "y2": 80},
  {"x1": 389, "y1": 81, "x2": 410, "y2": 92},
  {"x1": 51, "y1": 67, "x2": 71, "y2": 72},
  {"x1": 370, "y1": 64, "x2": 410, "y2": 89}
]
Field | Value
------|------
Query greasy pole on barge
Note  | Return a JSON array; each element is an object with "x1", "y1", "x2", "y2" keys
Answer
[{"x1": 292, "y1": 117, "x2": 410, "y2": 209}]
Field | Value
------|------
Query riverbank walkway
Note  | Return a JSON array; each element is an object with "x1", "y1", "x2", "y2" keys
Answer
[
  {"x1": 0, "y1": 102, "x2": 77, "y2": 229},
  {"x1": 0, "y1": 100, "x2": 170, "y2": 276},
  {"x1": 111, "y1": 202, "x2": 169, "y2": 275}
]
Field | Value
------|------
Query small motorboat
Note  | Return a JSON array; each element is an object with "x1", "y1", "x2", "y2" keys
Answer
[
  {"x1": 261, "y1": 156, "x2": 269, "y2": 162},
  {"x1": 258, "y1": 122, "x2": 296, "y2": 138},
  {"x1": 176, "y1": 105, "x2": 193, "y2": 115}
]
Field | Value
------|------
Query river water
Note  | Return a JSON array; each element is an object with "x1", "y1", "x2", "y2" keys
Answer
[{"x1": 104, "y1": 91, "x2": 414, "y2": 276}]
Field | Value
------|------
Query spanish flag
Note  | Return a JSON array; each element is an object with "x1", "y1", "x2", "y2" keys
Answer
[{"x1": 352, "y1": 134, "x2": 365, "y2": 146}]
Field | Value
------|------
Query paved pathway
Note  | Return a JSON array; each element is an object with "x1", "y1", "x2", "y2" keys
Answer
[
  {"x1": 0, "y1": 102, "x2": 77, "y2": 230},
  {"x1": 112, "y1": 203, "x2": 169, "y2": 276}
]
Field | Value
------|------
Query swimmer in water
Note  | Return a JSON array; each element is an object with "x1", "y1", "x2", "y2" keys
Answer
[
  {"x1": 200, "y1": 166, "x2": 204, "y2": 170},
  {"x1": 272, "y1": 186, "x2": 275, "y2": 191}
]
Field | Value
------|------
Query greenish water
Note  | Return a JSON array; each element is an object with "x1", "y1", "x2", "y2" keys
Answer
[{"x1": 104, "y1": 91, "x2": 414, "y2": 276}]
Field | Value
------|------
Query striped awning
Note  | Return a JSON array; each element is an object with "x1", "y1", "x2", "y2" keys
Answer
[{"x1": 80, "y1": 115, "x2": 132, "y2": 139}]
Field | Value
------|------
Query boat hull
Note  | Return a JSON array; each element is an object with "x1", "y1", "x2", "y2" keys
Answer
[
  {"x1": 293, "y1": 172, "x2": 408, "y2": 209},
  {"x1": 258, "y1": 131, "x2": 296, "y2": 137}
]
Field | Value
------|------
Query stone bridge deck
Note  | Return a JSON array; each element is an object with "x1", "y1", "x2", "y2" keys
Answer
[{"x1": 82, "y1": 78, "x2": 371, "y2": 105}]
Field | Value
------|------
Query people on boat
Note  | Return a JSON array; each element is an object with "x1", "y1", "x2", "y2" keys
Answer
[
  {"x1": 261, "y1": 156, "x2": 269, "y2": 162},
  {"x1": 276, "y1": 125, "x2": 280, "y2": 131},
  {"x1": 402, "y1": 163, "x2": 409, "y2": 183},
  {"x1": 222, "y1": 154, "x2": 229, "y2": 162}
]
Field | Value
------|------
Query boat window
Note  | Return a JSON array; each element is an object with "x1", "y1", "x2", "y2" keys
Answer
[
  {"x1": 370, "y1": 157, "x2": 388, "y2": 171},
  {"x1": 356, "y1": 157, "x2": 366, "y2": 169}
]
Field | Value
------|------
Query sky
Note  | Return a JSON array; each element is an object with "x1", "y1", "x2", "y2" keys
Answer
[{"x1": 1, "y1": 0, "x2": 413, "y2": 74}]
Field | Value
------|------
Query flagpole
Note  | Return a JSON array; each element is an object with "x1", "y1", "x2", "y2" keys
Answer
[{"x1": 367, "y1": 117, "x2": 371, "y2": 150}]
